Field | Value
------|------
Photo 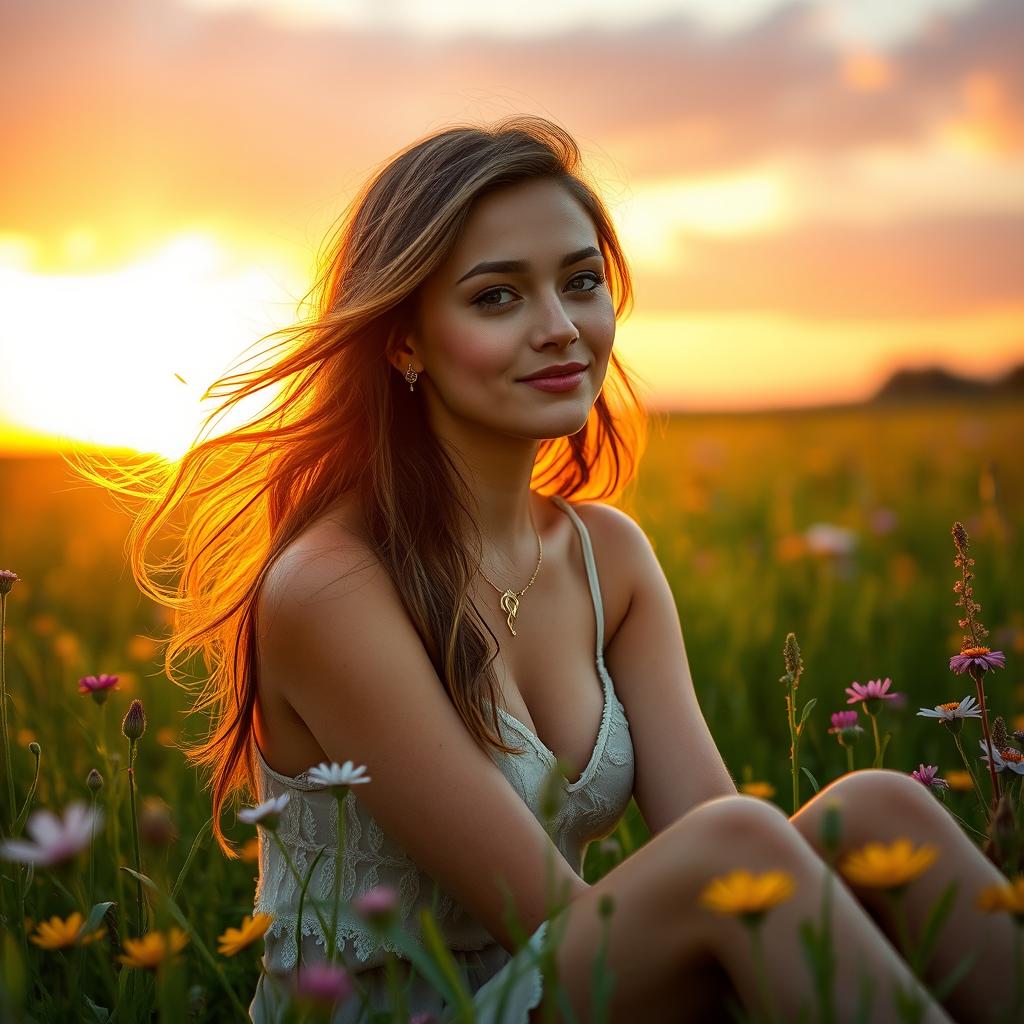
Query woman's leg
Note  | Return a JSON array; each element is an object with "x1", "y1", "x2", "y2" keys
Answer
[
  {"x1": 531, "y1": 794, "x2": 955, "y2": 1023},
  {"x1": 791, "y1": 769, "x2": 1018, "y2": 1024}
]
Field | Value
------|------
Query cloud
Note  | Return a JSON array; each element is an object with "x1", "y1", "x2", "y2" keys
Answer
[{"x1": 635, "y1": 213, "x2": 1024, "y2": 317}]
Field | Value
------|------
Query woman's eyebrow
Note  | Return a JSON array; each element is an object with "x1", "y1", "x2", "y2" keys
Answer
[{"x1": 456, "y1": 245, "x2": 601, "y2": 285}]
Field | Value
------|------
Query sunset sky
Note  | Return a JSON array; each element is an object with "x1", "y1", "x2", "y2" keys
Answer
[{"x1": 1, "y1": 0, "x2": 1022, "y2": 457}]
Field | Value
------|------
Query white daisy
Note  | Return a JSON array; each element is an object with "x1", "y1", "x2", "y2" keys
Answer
[
  {"x1": 307, "y1": 761, "x2": 372, "y2": 790},
  {"x1": 916, "y1": 695, "x2": 983, "y2": 721},
  {"x1": 0, "y1": 802, "x2": 103, "y2": 867},
  {"x1": 979, "y1": 741, "x2": 1024, "y2": 775},
  {"x1": 238, "y1": 793, "x2": 291, "y2": 827}
]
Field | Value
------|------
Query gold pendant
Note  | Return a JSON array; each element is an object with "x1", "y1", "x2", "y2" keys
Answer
[{"x1": 499, "y1": 589, "x2": 520, "y2": 636}]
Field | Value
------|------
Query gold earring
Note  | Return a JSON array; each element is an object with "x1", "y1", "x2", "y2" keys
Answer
[{"x1": 404, "y1": 362, "x2": 419, "y2": 392}]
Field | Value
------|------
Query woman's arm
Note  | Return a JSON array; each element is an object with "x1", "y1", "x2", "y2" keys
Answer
[{"x1": 591, "y1": 505, "x2": 737, "y2": 836}]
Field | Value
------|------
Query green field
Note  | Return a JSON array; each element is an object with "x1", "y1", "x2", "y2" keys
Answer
[{"x1": 0, "y1": 396, "x2": 1020, "y2": 1020}]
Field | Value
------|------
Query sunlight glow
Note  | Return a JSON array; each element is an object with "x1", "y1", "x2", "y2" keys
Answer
[{"x1": 0, "y1": 234, "x2": 306, "y2": 460}]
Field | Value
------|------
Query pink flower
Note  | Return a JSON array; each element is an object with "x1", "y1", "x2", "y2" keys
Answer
[
  {"x1": 828, "y1": 711, "x2": 860, "y2": 734},
  {"x1": 78, "y1": 674, "x2": 119, "y2": 705},
  {"x1": 0, "y1": 802, "x2": 103, "y2": 866},
  {"x1": 845, "y1": 678, "x2": 900, "y2": 705},
  {"x1": 291, "y1": 962, "x2": 353, "y2": 1006},
  {"x1": 911, "y1": 764, "x2": 949, "y2": 791},
  {"x1": 352, "y1": 884, "x2": 400, "y2": 927}
]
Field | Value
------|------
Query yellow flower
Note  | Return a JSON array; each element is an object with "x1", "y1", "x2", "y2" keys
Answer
[
  {"x1": 944, "y1": 769, "x2": 974, "y2": 792},
  {"x1": 238, "y1": 836, "x2": 261, "y2": 863},
  {"x1": 30, "y1": 912, "x2": 105, "y2": 950},
  {"x1": 217, "y1": 913, "x2": 273, "y2": 956},
  {"x1": 117, "y1": 927, "x2": 189, "y2": 969},
  {"x1": 839, "y1": 838, "x2": 938, "y2": 891},
  {"x1": 699, "y1": 869, "x2": 795, "y2": 924},
  {"x1": 740, "y1": 781, "x2": 776, "y2": 800},
  {"x1": 977, "y1": 876, "x2": 1024, "y2": 920}
]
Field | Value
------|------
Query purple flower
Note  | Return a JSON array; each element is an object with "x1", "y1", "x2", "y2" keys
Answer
[
  {"x1": 291, "y1": 962, "x2": 353, "y2": 1005},
  {"x1": 828, "y1": 711, "x2": 860, "y2": 734},
  {"x1": 78, "y1": 673, "x2": 119, "y2": 705},
  {"x1": 949, "y1": 647, "x2": 1006, "y2": 675},
  {"x1": 0, "y1": 802, "x2": 103, "y2": 867},
  {"x1": 845, "y1": 678, "x2": 900, "y2": 705},
  {"x1": 911, "y1": 764, "x2": 949, "y2": 791}
]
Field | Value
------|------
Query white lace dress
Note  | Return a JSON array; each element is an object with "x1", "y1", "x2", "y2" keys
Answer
[{"x1": 248, "y1": 495, "x2": 635, "y2": 1023}]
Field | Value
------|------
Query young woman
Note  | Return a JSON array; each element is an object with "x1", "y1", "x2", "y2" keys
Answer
[{"x1": 100, "y1": 117, "x2": 1014, "y2": 1022}]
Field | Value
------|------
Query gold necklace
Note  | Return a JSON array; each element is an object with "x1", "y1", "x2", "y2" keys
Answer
[{"x1": 478, "y1": 524, "x2": 543, "y2": 637}]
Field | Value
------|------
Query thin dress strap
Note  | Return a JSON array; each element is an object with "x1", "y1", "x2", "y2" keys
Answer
[{"x1": 549, "y1": 495, "x2": 604, "y2": 658}]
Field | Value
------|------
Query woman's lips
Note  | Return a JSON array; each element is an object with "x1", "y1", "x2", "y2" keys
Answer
[{"x1": 519, "y1": 369, "x2": 586, "y2": 393}]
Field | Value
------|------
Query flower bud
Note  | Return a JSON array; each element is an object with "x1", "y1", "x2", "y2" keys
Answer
[
  {"x1": 783, "y1": 632, "x2": 803, "y2": 679},
  {"x1": 29, "y1": 741, "x2": 41, "y2": 756},
  {"x1": 121, "y1": 699, "x2": 147, "y2": 741},
  {"x1": 87, "y1": 768, "x2": 104, "y2": 792},
  {"x1": 0, "y1": 569, "x2": 19, "y2": 596}
]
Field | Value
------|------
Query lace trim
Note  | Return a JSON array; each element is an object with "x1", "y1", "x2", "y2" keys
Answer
[{"x1": 494, "y1": 656, "x2": 617, "y2": 794}]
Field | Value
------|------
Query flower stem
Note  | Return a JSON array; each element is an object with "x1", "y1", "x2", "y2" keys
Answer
[
  {"x1": 970, "y1": 665, "x2": 1001, "y2": 811},
  {"x1": 126, "y1": 738, "x2": 146, "y2": 936},
  {"x1": 786, "y1": 688, "x2": 799, "y2": 814},
  {"x1": 845, "y1": 745, "x2": 854, "y2": 774},
  {"x1": 952, "y1": 733, "x2": 989, "y2": 822},
  {"x1": 327, "y1": 789, "x2": 347, "y2": 961},
  {"x1": 869, "y1": 710, "x2": 882, "y2": 769},
  {"x1": 0, "y1": 593, "x2": 16, "y2": 832},
  {"x1": 0, "y1": 592, "x2": 29, "y2": 965}
]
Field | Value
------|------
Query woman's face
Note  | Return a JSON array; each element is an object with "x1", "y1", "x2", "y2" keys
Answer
[{"x1": 401, "y1": 177, "x2": 616, "y2": 442}]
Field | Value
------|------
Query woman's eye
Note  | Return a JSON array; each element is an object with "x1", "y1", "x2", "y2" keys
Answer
[{"x1": 472, "y1": 272, "x2": 605, "y2": 311}]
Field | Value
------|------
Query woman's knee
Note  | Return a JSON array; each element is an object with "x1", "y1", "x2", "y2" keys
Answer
[
  {"x1": 819, "y1": 768, "x2": 942, "y2": 823},
  {"x1": 674, "y1": 793, "x2": 808, "y2": 873}
]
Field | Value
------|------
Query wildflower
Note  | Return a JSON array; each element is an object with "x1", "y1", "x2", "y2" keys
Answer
[
  {"x1": 740, "y1": 781, "x2": 776, "y2": 800},
  {"x1": 845, "y1": 678, "x2": 900, "y2": 706},
  {"x1": 121, "y1": 699, "x2": 146, "y2": 740},
  {"x1": 979, "y1": 742, "x2": 1024, "y2": 776},
  {"x1": 307, "y1": 761, "x2": 371, "y2": 791},
  {"x1": 217, "y1": 913, "x2": 273, "y2": 956},
  {"x1": 944, "y1": 769, "x2": 974, "y2": 792},
  {"x1": 29, "y1": 911, "x2": 105, "y2": 949},
  {"x1": 699, "y1": 869, "x2": 796, "y2": 926},
  {"x1": 118, "y1": 927, "x2": 189, "y2": 969},
  {"x1": 804, "y1": 523, "x2": 857, "y2": 558},
  {"x1": 77, "y1": 673, "x2": 119, "y2": 705},
  {"x1": 290, "y1": 961, "x2": 354, "y2": 1006},
  {"x1": 839, "y1": 838, "x2": 938, "y2": 892},
  {"x1": 917, "y1": 696, "x2": 982, "y2": 722},
  {"x1": 828, "y1": 710, "x2": 864, "y2": 739},
  {"x1": 238, "y1": 793, "x2": 290, "y2": 829},
  {"x1": 910, "y1": 764, "x2": 950, "y2": 791},
  {"x1": 949, "y1": 647, "x2": 1007, "y2": 675},
  {"x1": 352, "y1": 884, "x2": 400, "y2": 928},
  {"x1": 0, "y1": 802, "x2": 103, "y2": 867},
  {"x1": 86, "y1": 769, "x2": 103, "y2": 793},
  {"x1": 238, "y1": 836, "x2": 260, "y2": 863},
  {"x1": 0, "y1": 569, "x2": 20, "y2": 595},
  {"x1": 976, "y1": 876, "x2": 1024, "y2": 921},
  {"x1": 139, "y1": 796, "x2": 178, "y2": 846}
]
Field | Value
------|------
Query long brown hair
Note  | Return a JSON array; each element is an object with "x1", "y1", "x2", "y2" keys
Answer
[{"x1": 69, "y1": 115, "x2": 649, "y2": 857}]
